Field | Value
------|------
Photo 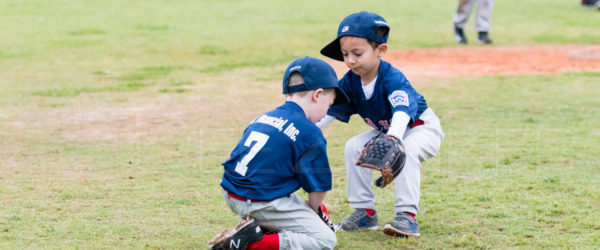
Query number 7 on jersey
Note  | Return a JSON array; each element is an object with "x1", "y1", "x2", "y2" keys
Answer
[{"x1": 234, "y1": 131, "x2": 269, "y2": 176}]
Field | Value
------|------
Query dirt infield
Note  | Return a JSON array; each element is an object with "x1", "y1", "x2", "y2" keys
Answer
[
  {"x1": 8, "y1": 44, "x2": 600, "y2": 143},
  {"x1": 329, "y1": 44, "x2": 600, "y2": 80}
]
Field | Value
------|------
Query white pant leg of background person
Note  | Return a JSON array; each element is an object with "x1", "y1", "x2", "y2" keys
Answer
[
  {"x1": 344, "y1": 129, "x2": 380, "y2": 209},
  {"x1": 475, "y1": 0, "x2": 494, "y2": 32},
  {"x1": 453, "y1": 0, "x2": 476, "y2": 29},
  {"x1": 223, "y1": 191, "x2": 337, "y2": 250},
  {"x1": 393, "y1": 108, "x2": 444, "y2": 215}
]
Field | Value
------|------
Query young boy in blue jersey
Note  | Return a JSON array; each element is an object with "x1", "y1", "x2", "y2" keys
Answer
[
  {"x1": 209, "y1": 57, "x2": 349, "y2": 250},
  {"x1": 318, "y1": 11, "x2": 444, "y2": 237}
]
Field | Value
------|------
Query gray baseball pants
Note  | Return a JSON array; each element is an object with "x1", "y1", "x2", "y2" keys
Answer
[
  {"x1": 223, "y1": 190, "x2": 336, "y2": 250},
  {"x1": 344, "y1": 108, "x2": 444, "y2": 215},
  {"x1": 454, "y1": 0, "x2": 494, "y2": 32}
]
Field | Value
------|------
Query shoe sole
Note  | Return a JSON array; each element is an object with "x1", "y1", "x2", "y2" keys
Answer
[
  {"x1": 335, "y1": 225, "x2": 379, "y2": 232},
  {"x1": 383, "y1": 224, "x2": 420, "y2": 237},
  {"x1": 208, "y1": 217, "x2": 256, "y2": 248}
]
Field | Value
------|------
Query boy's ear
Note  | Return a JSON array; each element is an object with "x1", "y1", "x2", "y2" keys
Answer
[
  {"x1": 312, "y1": 88, "x2": 324, "y2": 101},
  {"x1": 377, "y1": 44, "x2": 388, "y2": 57}
]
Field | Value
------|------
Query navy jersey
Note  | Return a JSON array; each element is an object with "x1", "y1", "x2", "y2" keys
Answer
[
  {"x1": 328, "y1": 60, "x2": 428, "y2": 131},
  {"x1": 221, "y1": 101, "x2": 332, "y2": 201}
]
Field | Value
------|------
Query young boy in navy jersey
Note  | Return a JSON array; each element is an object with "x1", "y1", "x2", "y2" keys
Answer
[
  {"x1": 318, "y1": 11, "x2": 444, "y2": 237},
  {"x1": 209, "y1": 57, "x2": 348, "y2": 250}
]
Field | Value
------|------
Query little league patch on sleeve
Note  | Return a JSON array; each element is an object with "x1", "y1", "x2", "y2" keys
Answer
[{"x1": 388, "y1": 90, "x2": 409, "y2": 107}]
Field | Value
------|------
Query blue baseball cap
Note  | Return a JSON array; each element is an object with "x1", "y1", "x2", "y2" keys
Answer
[
  {"x1": 321, "y1": 11, "x2": 390, "y2": 61},
  {"x1": 282, "y1": 56, "x2": 349, "y2": 105}
]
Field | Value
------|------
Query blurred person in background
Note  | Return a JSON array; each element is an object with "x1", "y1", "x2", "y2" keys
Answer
[
  {"x1": 581, "y1": 0, "x2": 600, "y2": 10},
  {"x1": 453, "y1": 0, "x2": 494, "y2": 44}
]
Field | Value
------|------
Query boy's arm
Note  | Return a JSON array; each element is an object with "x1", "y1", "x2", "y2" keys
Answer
[
  {"x1": 315, "y1": 115, "x2": 335, "y2": 128},
  {"x1": 307, "y1": 191, "x2": 327, "y2": 213},
  {"x1": 308, "y1": 191, "x2": 335, "y2": 231},
  {"x1": 386, "y1": 111, "x2": 410, "y2": 140}
]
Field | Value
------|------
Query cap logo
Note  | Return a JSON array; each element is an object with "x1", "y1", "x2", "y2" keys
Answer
[
  {"x1": 289, "y1": 65, "x2": 301, "y2": 72},
  {"x1": 374, "y1": 20, "x2": 388, "y2": 26},
  {"x1": 341, "y1": 26, "x2": 349, "y2": 33}
]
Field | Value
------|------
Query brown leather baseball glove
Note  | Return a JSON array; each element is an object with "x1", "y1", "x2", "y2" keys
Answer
[{"x1": 356, "y1": 133, "x2": 406, "y2": 188}]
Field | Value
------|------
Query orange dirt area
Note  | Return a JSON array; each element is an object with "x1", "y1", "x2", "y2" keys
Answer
[
  {"x1": 329, "y1": 44, "x2": 600, "y2": 80},
  {"x1": 8, "y1": 45, "x2": 598, "y2": 144}
]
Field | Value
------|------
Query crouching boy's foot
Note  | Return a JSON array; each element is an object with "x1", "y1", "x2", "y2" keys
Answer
[
  {"x1": 334, "y1": 209, "x2": 378, "y2": 232},
  {"x1": 209, "y1": 216, "x2": 264, "y2": 250},
  {"x1": 383, "y1": 212, "x2": 420, "y2": 237}
]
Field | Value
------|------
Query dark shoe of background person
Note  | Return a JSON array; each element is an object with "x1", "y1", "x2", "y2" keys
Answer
[
  {"x1": 581, "y1": 0, "x2": 599, "y2": 8},
  {"x1": 454, "y1": 27, "x2": 467, "y2": 44},
  {"x1": 478, "y1": 31, "x2": 493, "y2": 44}
]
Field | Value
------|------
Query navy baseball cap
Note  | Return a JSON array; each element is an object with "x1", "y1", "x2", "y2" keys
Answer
[
  {"x1": 282, "y1": 56, "x2": 349, "y2": 105},
  {"x1": 321, "y1": 11, "x2": 390, "y2": 61}
]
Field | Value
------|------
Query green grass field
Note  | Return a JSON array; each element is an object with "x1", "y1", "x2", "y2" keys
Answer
[{"x1": 1, "y1": 0, "x2": 599, "y2": 248}]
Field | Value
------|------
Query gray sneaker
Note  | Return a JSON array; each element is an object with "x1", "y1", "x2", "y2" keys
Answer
[
  {"x1": 334, "y1": 209, "x2": 378, "y2": 232},
  {"x1": 383, "y1": 213, "x2": 420, "y2": 237}
]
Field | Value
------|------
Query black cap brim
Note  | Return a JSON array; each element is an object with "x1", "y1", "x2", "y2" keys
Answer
[{"x1": 320, "y1": 37, "x2": 344, "y2": 61}]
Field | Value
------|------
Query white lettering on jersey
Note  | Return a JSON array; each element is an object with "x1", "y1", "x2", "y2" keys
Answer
[
  {"x1": 235, "y1": 131, "x2": 269, "y2": 176},
  {"x1": 283, "y1": 123, "x2": 299, "y2": 142},
  {"x1": 254, "y1": 115, "x2": 288, "y2": 132},
  {"x1": 251, "y1": 115, "x2": 301, "y2": 143},
  {"x1": 388, "y1": 90, "x2": 409, "y2": 107}
]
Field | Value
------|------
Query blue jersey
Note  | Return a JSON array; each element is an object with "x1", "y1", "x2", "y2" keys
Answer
[
  {"x1": 221, "y1": 101, "x2": 332, "y2": 201},
  {"x1": 328, "y1": 60, "x2": 428, "y2": 131}
]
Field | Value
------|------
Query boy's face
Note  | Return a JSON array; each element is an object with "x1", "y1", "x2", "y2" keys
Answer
[
  {"x1": 339, "y1": 36, "x2": 386, "y2": 78},
  {"x1": 308, "y1": 89, "x2": 336, "y2": 123}
]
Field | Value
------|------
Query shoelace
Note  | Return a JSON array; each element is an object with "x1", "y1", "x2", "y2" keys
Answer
[{"x1": 394, "y1": 213, "x2": 415, "y2": 224}]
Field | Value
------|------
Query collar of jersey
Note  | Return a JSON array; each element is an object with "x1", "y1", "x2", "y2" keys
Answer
[
  {"x1": 352, "y1": 60, "x2": 388, "y2": 101},
  {"x1": 282, "y1": 101, "x2": 305, "y2": 114}
]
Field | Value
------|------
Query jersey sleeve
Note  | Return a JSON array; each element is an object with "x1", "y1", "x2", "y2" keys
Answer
[
  {"x1": 327, "y1": 103, "x2": 354, "y2": 123},
  {"x1": 385, "y1": 74, "x2": 420, "y2": 121},
  {"x1": 326, "y1": 74, "x2": 356, "y2": 123},
  {"x1": 295, "y1": 138, "x2": 332, "y2": 193}
]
